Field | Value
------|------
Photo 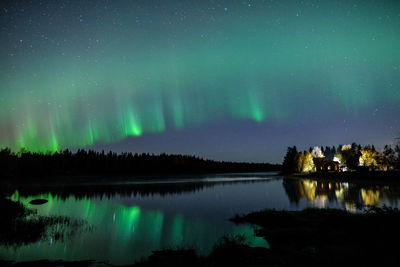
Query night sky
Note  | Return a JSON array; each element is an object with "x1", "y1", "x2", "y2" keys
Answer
[{"x1": 1, "y1": 0, "x2": 399, "y2": 163}]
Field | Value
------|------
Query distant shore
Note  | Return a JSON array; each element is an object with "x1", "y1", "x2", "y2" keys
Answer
[
  {"x1": 288, "y1": 170, "x2": 400, "y2": 184},
  {"x1": 0, "y1": 149, "x2": 281, "y2": 180}
]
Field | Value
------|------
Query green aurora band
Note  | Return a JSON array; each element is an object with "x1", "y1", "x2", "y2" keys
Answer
[{"x1": 0, "y1": 0, "x2": 399, "y2": 152}]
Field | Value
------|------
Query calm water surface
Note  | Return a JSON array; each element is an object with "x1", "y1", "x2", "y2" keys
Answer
[{"x1": 2, "y1": 173, "x2": 400, "y2": 264}]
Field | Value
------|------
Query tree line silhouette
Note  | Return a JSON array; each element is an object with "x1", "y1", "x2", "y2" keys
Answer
[{"x1": 0, "y1": 148, "x2": 280, "y2": 178}]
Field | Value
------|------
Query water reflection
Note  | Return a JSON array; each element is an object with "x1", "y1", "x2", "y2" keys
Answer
[
  {"x1": 361, "y1": 189, "x2": 380, "y2": 206},
  {"x1": 6, "y1": 177, "x2": 276, "y2": 200},
  {"x1": 2, "y1": 175, "x2": 400, "y2": 264},
  {"x1": 3, "y1": 180, "x2": 270, "y2": 265},
  {"x1": 283, "y1": 178, "x2": 400, "y2": 210}
]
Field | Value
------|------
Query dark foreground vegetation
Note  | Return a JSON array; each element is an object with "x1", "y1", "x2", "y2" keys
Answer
[
  {"x1": 0, "y1": 198, "x2": 91, "y2": 247},
  {"x1": 230, "y1": 207, "x2": 400, "y2": 266},
  {"x1": 0, "y1": 148, "x2": 280, "y2": 179}
]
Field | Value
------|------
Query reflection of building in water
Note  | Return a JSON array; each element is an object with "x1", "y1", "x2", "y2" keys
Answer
[
  {"x1": 283, "y1": 178, "x2": 400, "y2": 209},
  {"x1": 361, "y1": 189, "x2": 380, "y2": 206},
  {"x1": 295, "y1": 179, "x2": 345, "y2": 208}
]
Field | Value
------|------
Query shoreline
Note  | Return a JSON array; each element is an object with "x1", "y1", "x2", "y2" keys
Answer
[
  {"x1": 0, "y1": 171, "x2": 281, "y2": 185},
  {"x1": 286, "y1": 170, "x2": 400, "y2": 185}
]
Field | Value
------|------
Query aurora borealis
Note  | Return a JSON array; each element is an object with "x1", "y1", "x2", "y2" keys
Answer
[{"x1": 1, "y1": 0, "x2": 400, "y2": 162}]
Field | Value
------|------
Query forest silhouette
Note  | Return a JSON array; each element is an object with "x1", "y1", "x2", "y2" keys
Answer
[{"x1": 0, "y1": 148, "x2": 280, "y2": 179}]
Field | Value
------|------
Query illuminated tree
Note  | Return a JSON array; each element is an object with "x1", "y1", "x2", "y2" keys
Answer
[
  {"x1": 303, "y1": 152, "x2": 315, "y2": 172},
  {"x1": 298, "y1": 151, "x2": 315, "y2": 173},
  {"x1": 359, "y1": 146, "x2": 377, "y2": 168},
  {"x1": 342, "y1": 144, "x2": 352, "y2": 151},
  {"x1": 333, "y1": 151, "x2": 343, "y2": 165},
  {"x1": 311, "y1": 146, "x2": 325, "y2": 158}
]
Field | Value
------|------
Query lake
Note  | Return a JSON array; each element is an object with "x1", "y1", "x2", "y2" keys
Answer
[{"x1": 2, "y1": 173, "x2": 400, "y2": 265}]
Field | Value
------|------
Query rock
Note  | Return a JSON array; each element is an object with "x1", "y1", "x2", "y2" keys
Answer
[{"x1": 29, "y1": 199, "x2": 48, "y2": 205}]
